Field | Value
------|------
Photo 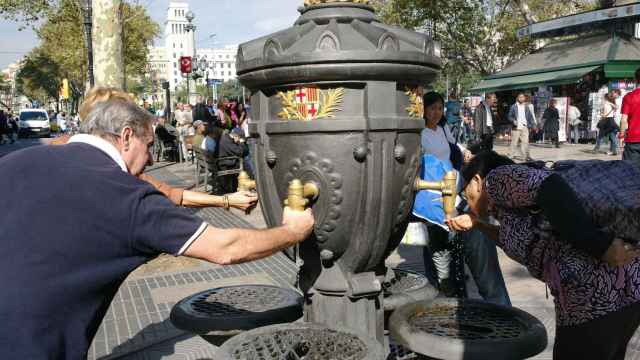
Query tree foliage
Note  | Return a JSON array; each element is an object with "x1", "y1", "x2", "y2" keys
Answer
[
  {"x1": 0, "y1": 0, "x2": 57, "y2": 25},
  {"x1": 374, "y1": 0, "x2": 597, "y2": 93},
  {"x1": 15, "y1": 49, "x2": 62, "y2": 104},
  {"x1": 3, "y1": 0, "x2": 159, "y2": 105}
]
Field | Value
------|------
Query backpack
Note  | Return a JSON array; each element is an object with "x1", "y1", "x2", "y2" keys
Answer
[{"x1": 525, "y1": 160, "x2": 640, "y2": 244}]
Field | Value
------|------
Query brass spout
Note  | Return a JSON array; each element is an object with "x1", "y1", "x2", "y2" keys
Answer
[
  {"x1": 284, "y1": 179, "x2": 319, "y2": 211},
  {"x1": 415, "y1": 171, "x2": 457, "y2": 219},
  {"x1": 237, "y1": 171, "x2": 257, "y2": 192}
]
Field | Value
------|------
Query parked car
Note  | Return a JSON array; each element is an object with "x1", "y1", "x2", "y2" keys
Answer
[{"x1": 18, "y1": 109, "x2": 50, "y2": 138}]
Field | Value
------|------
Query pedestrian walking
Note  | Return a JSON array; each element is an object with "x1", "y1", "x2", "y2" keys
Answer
[
  {"x1": 568, "y1": 103, "x2": 582, "y2": 144},
  {"x1": 8, "y1": 114, "x2": 18, "y2": 143},
  {"x1": 216, "y1": 102, "x2": 228, "y2": 128},
  {"x1": 175, "y1": 103, "x2": 193, "y2": 161},
  {"x1": 508, "y1": 93, "x2": 536, "y2": 159},
  {"x1": 621, "y1": 67, "x2": 640, "y2": 167},
  {"x1": 445, "y1": 92, "x2": 463, "y2": 143},
  {"x1": 594, "y1": 92, "x2": 620, "y2": 155},
  {"x1": 57, "y1": 112, "x2": 67, "y2": 133},
  {"x1": 192, "y1": 96, "x2": 210, "y2": 125},
  {"x1": 206, "y1": 97, "x2": 218, "y2": 125},
  {"x1": 542, "y1": 99, "x2": 561, "y2": 148},
  {"x1": 461, "y1": 98, "x2": 474, "y2": 144},
  {"x1": 0, "y1": 97, "x2": 314, "y2": 359},
  {"x1": 447, "y1": 151, "x2": 640, "y2": 360},
  {"x1": 472, "y1": 93, "x2": 497, "y2": 153},
  {"x1": 0, "y1": 109, "x2": 8, "y2": 145}
]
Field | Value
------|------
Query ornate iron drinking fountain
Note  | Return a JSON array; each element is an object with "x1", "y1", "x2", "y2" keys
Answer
[{"x1": 171, "y1": 1, "x2": 548, "y2": 359}]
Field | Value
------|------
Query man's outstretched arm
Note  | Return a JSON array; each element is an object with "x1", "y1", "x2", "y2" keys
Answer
[{"x1": 183, "y1": 207, "x2": 314, "y2": 265}]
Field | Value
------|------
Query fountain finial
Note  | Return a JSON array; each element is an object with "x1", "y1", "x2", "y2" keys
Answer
[{"x1": 303, "y1": 0, "x2": 371, "y2": 7}]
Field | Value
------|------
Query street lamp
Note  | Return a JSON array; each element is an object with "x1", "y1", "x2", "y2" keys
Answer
[
  {"x1": 80, "y1": 0, "x2": 94, "y2": 88},
  {"x1": 184, "y1": 10, "x2": 196, "y2": 104}
]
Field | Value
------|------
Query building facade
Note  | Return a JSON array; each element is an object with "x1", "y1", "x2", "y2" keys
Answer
[{"x1": 149, "y1": 1, "x2": 238, "y2": 95}]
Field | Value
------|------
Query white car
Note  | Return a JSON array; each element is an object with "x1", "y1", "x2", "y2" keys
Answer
[{"x1": 18, "y1": 109, "x2": 51, "y2": 138}]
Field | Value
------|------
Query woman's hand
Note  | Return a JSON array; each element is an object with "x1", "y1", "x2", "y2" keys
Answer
[
  {"x1": 227, "y1": 191, "x2": 258, "y2": 211},
  {"x1": 602, "y1": 238, "x2": 640, "y2": 267},
  {"x1": 445, "y1": 214, "x2": 477, "y2": 232},
  {"x1": 463, "y1": 150, "x2": 474, "y2": 164}
]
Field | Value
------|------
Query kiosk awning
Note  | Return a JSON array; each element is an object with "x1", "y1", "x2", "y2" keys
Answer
[{"x1": 472, "y1": 66, "x2": 600, "y2": 93}]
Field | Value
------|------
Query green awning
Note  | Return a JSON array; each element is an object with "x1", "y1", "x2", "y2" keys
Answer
[
  {"x1": 472, "y1": 66, "x2": 601, "y2": 93},
  {"x1": 605, "y1": 62, "x2": 640, "y2": 79}
]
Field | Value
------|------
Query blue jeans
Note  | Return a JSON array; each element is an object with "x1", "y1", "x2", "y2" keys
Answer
[
  {"x1": 609, "y1": 131, "x2": 620, "y2": 155},
  {"x1": 462, "y1": 229, "x2": 511, "y2": 306},
  {"x1": 595, "y1": 130, "x2": 620, "y2": 154},
  {"x1": 570, "y1": 125, "x2": 580, "y2": 144}
]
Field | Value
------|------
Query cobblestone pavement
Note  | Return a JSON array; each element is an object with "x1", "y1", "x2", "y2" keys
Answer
[{"x1": 3, "y1": 140, "x2": 638, "y2": 359}]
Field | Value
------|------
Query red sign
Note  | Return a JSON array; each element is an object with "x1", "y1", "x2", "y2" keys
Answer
[{"x1": 180, "y1": 56, "x2": 192, "y2": 73}]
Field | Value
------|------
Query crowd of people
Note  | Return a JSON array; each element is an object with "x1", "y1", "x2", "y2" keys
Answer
[
  {"x1": 444, "y1": 88, "x2": 628, "y2": 161},
  {"x1": 151, "y1": 95, "x2": 253, "y2": 194},
  {"x1": 415, "y1": 68, "x2": 640, "y2": 359}
]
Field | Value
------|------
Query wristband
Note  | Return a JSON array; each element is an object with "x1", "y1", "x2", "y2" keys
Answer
[{"x1": 223, "y1": 195, "x2": 230, "y2": 210}]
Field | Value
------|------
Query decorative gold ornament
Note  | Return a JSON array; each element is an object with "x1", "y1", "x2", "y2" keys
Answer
[
  {"x1": 277, "y1": 87, "x2": 345, "y2": 121},
  {"x1": 304, "y1": 0, "x2": 370, "y2": 7},
  {"x1": 405, "y1": 86, "x2": 424, "y2": 118}
]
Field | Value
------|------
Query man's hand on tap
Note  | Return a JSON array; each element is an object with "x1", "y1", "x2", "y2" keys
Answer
[{"x1": 282, "y1": 207, "x2": 315, "y2": 243}]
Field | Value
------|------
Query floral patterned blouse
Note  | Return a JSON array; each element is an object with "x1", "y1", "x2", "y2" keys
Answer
[{"x1": 485, "y1": 165, "x2": 640, "y2": 327}]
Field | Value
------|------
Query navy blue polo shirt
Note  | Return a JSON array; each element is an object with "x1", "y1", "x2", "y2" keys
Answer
[{"x1": 0, "y1": 142, "x2": 206, "y2": 359}]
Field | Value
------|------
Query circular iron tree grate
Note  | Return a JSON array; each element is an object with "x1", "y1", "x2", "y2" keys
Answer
[
  {"x1": 389, "y1": 298, "x2": 547, "y2": 360},
  {"x1": 383, "y1": 269, "x2": 438, "y2": 312},
  {"x1": 217, "y1": 323, "x2": 385, "y2": 360},
  {"x1": 170, "y1": 285, "x2": 303, "y2": 335}
]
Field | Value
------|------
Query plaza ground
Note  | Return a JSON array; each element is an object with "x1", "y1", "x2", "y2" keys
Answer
[{"x1": 1, "y1": 139, "x2": 638, "y2": 359}]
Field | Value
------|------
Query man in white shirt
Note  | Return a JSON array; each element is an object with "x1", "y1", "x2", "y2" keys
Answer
[
  {"x1": 567, "y1": 104, "x2": 582, "y2": 144},
  {"x1": 507, "y1": 93, "x2": 535, "y2": 160},
  {"x1": 174, "y1": 103, "x2": 193, "y2": 161}
]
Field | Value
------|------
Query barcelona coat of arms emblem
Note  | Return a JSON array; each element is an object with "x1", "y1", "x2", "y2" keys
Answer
[{"x1": 277, "y1": 86, "x2": 345, "y2": 121}]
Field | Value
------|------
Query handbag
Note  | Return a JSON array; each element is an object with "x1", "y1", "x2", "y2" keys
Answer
[{"x1": 400, "y1": 222, "x2": 429, "y2": 246}]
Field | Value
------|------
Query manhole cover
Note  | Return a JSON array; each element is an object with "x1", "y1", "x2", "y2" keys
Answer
[
  {"x1": 383, "y1": 269, "x2": 437, "y2": 311},
  {"x1": 389, "y1": 298, "x2": 547, "y2": 360},
  {"x1": 217, "y1": 323, "x2": 385, "y2": 360},
  {"x1": 170, "y1": 285, "x2": 302, "y2": 334}
]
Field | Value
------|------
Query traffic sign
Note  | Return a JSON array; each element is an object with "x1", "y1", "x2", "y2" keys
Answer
[
  {"x1": 180, "y1": 56, "x2": 192, "y2": 73},
  {"x1": 207, "y1": 79, "x2": 224, "y2": 86}
]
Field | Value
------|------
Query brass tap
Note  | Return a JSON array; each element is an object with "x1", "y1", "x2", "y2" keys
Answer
[
  {"x1": 237, "y1": 171, "x2": 257, "y2": 192},
  {"x1": 284, "y1": 179, "x2": 319, "y2": 211},
  {"x1": 415, "y1": 171, "x2": 457, "y2": 219}
]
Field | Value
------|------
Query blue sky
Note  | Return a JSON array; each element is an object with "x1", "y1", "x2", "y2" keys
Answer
[{"x1": 0, "y1": 0, "x2": 301, "y2": 69}]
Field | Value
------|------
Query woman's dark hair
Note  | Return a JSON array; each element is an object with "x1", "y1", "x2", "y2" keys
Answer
[
  {"x1": 461, "y1": 151, "x2": 515, "y2": 184},
  {"x1": 604, "y1": 92, "x2": 616, "y2": 104},
  {"x1": 422, "y1": 91, "x2": 446, "y2": 126},
  {"x1": 423, "y1": 91, "x2": 445, "y2": 109},
  {"x1": 205, "y1": 126, "x2": 223, "y2": 141}
]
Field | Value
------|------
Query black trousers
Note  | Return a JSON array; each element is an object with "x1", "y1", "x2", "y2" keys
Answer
[
  {"x1": 624, "y1": 142, "x2": 640, "y2": 168},
  {"x1": 553, "y1": 302, "x2": 640, "y2": 360}
]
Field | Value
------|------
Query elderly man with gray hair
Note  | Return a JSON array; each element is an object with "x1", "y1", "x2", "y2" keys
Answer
[{"x1": 0, "y1": 98, "x2": 314, "y2": 359}]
